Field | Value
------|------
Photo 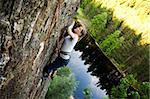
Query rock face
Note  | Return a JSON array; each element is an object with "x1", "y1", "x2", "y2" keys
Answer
[{"x1": 0, "y1": 0, "x2": 80, "y2": 99}]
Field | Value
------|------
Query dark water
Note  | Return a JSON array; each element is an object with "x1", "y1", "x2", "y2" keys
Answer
[{"x1": 68, "y1": 50, "x2": 108, "y2": 99}]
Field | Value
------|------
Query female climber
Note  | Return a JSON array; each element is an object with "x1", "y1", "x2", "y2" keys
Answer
[{"x1": 43, "y1": 19, "x2": 86, "y2": 78}]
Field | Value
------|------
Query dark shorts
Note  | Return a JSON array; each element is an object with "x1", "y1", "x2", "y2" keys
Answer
[{"x1": 45, "y1": 56, "x2": 70, "y2": 73}]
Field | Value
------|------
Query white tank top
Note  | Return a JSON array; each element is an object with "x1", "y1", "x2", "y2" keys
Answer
[{"x1": 60, "y1": 35, "x2": 78, "y2": 59}]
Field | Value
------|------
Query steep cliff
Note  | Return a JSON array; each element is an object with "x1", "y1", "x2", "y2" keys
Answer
[{"x1": 0, "y1": 0, "x2": 80, "y2": 99}]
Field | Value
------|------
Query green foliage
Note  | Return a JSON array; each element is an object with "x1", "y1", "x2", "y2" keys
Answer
[
  {"x1": 89, "y1": 12, "x2": 108, "y2": 41},
  {"x1": 56, "y1": 67, "x2": 72, "y2": 77},
  {"x1": 100, "y1": 30, "x2": 125, "y2": 56},
  {"x1": 83, "y1": 88, "x2": 92, "y2": 99},
  {"x1": 85, "y1": 4, "x2": 102, "y2": 18},
  {"x1": 140, "y1": 82, "x2": 150, "y2": 99},
  {"x1": 45, "y1": 67, "x2": 78, "y2": 99},
  {"x1": 111, "y1": 74, "x2": 150, "y2": 99},
  {"x1": 103, "y1": 96, "x2": 109, "y2": 99},
  {"x1": 126, "y1": 74, "x2": 137, "y2": 85},
  {"x1": 128, "y1": 91, "x2": 140, "y2": 99},
  {"x1": 111, "y1": 76, "x2": 130, "y2": 98},
  {"x1": 80, "y1": 0, "x2": 92, "y2": 9}
]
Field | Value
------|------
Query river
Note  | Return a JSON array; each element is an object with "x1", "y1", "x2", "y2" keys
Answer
[{"x1": 68, "y1": 50, "x2": 108, "y2": 99}]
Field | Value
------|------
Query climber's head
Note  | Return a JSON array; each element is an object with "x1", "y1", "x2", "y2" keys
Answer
[
  {"x1": 73, "y1": 26, "x2": 83, "y2": 37},
  {"x1": 72, "y1": 20, "x2": 86, "y2": 39}
]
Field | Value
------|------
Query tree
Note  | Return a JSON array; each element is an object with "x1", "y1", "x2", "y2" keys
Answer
[
  {"x1": 111, "y1": 74, "x2": 150, "y2": 99},
  {"x1": 100, "y1": 30, "x2": 125, "y2": 57},
  {"x1": 45, "y1": 67, "x2": 78, "y2": 99},
  {"x1": 89, "y1": 12, "x2": 108, "y2": 41},
  {"x1": 80, "y1": 0, "x2": 92, "y2": 9},
  {"x1": 83, "y1": 88, "x2": 92, "y2": 99}
]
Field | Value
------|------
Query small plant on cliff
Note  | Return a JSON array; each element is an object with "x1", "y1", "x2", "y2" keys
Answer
[{"x1": 45, "y1": 67, "x2": 78, "y2": 99}]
